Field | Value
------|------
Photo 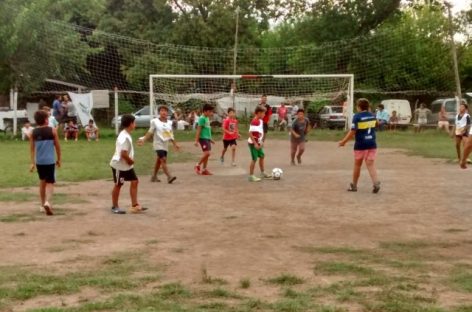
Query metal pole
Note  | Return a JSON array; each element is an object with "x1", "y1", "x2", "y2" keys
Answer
[
  {"x1": 114, "y1": 87, "x2": 119, "y2": 135},
  {"x1": 445, "y1": 1, "x2": 462, "y2": 110},
  {"x1": 13, "y1": 87, "x2": 18, "y2": 136},
  {"x1": 149, "y1": 76, "x2": 154, "y2": 118},
  {"x1": 232, "y1": 6, "x2": 240, "y2": 109}
]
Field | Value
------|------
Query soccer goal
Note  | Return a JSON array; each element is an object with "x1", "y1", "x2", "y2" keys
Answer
[{"x1": 149, "y1": 74, "x2": 354, "y2": 129}]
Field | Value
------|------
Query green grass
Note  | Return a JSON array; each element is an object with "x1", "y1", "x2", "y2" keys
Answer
[
  {"x1": 315, "y1": 261, "x2": 376, "y2": 276},
  {"x1": 267, "y1": 274, "x2": 304, "y2": 286},
  {"x1": 450, "y1": 264, "x2": 472, "y2": 293}
]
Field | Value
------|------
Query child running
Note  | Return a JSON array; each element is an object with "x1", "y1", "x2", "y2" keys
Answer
[
  {"x1": 248, "y1": 106, "x2": 272, "y2": 182},
  {"x1": 110, "y1": 114, "x2": 145, "y2": 214},
  {"x1": 138, "y1": 105, "x2": 180, "y2": 183},
  {"x1": 290, "y1": 108, "x2": 310, "y2": 165},
  {"x1": 30, "y1": 110, "x2": 61, "y2": 215},
  {"x1": 339, "y1": 98, "x2": 381, "y2": 193},
  {"x1": 194, "y1": 104, "x2": 215, "y2": 175},
  {"x1": 220, "y1": 107, "x2": 239, "y2": 166}
]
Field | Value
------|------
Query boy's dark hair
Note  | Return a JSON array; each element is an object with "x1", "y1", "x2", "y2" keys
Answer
[
  {"x1": 461, "y1": 103, "x2": 469, "y2": 110},
  {"x1": 121, "y1": 114, "x2": 135, "y2": 128},
  {"x1": 24, "y1": 120, "x2": 30, "y2": 124},
  {"x1": 158, "y1": 105, "x2": 169, "y2": 112},
  {"x1": 227, "y1": 108, "x2": 235, "y2": 113},
  {"x1": 202, "y1": 104, "x2": 214, "y2": 112},
  {"x1": 357, "y1": 98, "x2": 370, "y2": 111},
  {"x1": 255, "y1": 105, "x2": 266, "y2": 114},
  {"x1": 378, "y1": 104, "x2": 384, "y2": 109},
  {"x1": 88, "y1": 119, "x2": 94, "y2": 123},
  {"x1": 297, "y1": 108, "x2": 305, "y2": 114},
  {"x1": 34, "y1": 110, "x2": 49, "y2": 126}
]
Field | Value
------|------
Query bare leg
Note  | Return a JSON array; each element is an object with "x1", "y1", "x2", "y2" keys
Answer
[
  {"x1": 352, "y1": 158, "x2": 363, "y2": 187},
  {"x1": 259, "y1": 157, "x2": 265, "y2": 173},
  {"x1": 153, "y1": 158, "x2": 161, "y2": 178},
  {"x1": 455, "y1": 136, "x2": 462, "y2": 161},
  {"x1": 365, "y1": 160, "x2": 379, "y2": 184},
  {"x1": 200, "y1": 151, "x2": 210, "y2": 169},
  {"x1": 130, "y1": 180, "x2": 139, "y2": 206},
  {"x1": 231, "y1": 145, "x2": 236, "y2": 163},
  {"x1": 161, "y1": 158, "x2": 171, "y2": 178},
  {"x1": 45, "y1": 183, "x2": 54, "y2": 205},
  {"x1": 221, "y1": 147, "x2": 227, "y2": 159},
  {"x1": 39, "y1": 180, "x2": 47, "y2": 205},
  {"x1": 296, "y1": 146, "x2": 305, "y2": 163},
  {"x1": 249, "y1": 160, "x2": 256, "y2": 175},
  {"x1": 460, "y1": 137, "x2": 472, "y2": 168},
  {"x1": 95, "y1": 129, "x2": 100, "y2": 141},
  {"x1": 112, "y1": 184, "x2": 122, "y2": 207}
]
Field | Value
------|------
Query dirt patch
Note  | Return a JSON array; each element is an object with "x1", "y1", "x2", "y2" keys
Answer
[{"x1": 1, "y1": 140, "x2": 471, "y2": 309}]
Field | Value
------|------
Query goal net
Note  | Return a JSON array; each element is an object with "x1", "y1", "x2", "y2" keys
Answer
[{"x1": 150, "y1": 74, "x2": 354, "y2": 128}]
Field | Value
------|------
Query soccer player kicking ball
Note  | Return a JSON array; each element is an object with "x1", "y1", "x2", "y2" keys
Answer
[
  {"x1": 248, "y1": 106, "x2": 272, "y2": 182},
  {"x1": 30, "y1": 110, "x2": 61, "y2": 215},
  {"x1": 194, "y1": 104, "x2": 215, "y2": 175},
  {"x1": 110, "y1": 115, "x2": 145, "y2": 214},
  {"x1": 338, "y1": 98, "x2": 381, "y2": 193},
  {"x1": 220, "y1": 108, "x2": 240, "y2": 166},
  {"x1": 138, "y1": 105, "x2": 180, "y2": 183}
]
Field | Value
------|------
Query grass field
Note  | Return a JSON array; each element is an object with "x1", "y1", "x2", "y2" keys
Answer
[{"x1": 0, "y1": 127, "x2": 458, "y2": 188}]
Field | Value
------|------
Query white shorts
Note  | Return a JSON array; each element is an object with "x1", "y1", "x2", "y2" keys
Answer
[
  {"x1": 438, "y1": 121, "x2": 449, "y2": 128},
  {"x1": 417, "y1": 118, "x2": 427, "y2": 125}
]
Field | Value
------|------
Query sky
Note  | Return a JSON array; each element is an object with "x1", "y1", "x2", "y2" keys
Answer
[{"x1": 449, "y1": 0, "x2": 470, "y2": 14}]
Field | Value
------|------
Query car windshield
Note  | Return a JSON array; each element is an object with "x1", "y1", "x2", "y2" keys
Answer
[
  {"x1": 138, "y1": 106, "x2": 150, "y2": 115},
  {"x1": 331, "y1": 107, "x2": 343, "y2": 113},
  {"x1": 445, "y1": 101, "x2": 456, "y2": 113}
]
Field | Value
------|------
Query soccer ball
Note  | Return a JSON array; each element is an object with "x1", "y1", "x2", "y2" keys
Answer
[{"x1": 272, "y1": 168, "x2": 283, "y2": 180}]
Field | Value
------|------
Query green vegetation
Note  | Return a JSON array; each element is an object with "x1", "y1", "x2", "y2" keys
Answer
[{"x1": 267, "y1": 274, "x2": 304, "y2": 286}]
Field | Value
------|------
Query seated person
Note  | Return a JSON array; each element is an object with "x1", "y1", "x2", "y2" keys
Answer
[
  {"x1": 64, "y1": 120, "x2": 79, "y2": 141},
  {"x1": 85, "y1": 119, "x2": 100, "y2": 141},
  {"x1": 388, "y1": 110, "x2": 399, "y2": 131},
  {"x1": 375, "y1": 104, "x2": 389, "y2": 130},
  {"x1": 21, "y1": 120, "x2": 34, "y2": 141}
]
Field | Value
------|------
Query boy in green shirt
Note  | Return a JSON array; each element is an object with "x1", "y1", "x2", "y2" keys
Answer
[{"x1": 194, "y1": 104, "x2": 215, "y2": 175}]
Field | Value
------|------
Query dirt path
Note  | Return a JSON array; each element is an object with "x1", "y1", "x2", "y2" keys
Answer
[{"x1": 1, "y1": 140, "x2": 471, "y2": 293}]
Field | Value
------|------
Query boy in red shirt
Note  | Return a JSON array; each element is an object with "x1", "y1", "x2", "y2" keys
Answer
[
  {"x1": 248, "y1": 106, "x2": 272, "y2": 182},
  {"x1": 220, "y1": 108, "x2": 239, "y2": 166}
]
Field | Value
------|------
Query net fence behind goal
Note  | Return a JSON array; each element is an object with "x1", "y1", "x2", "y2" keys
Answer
[{"x1": 150, "y1": 74, "x2": 354, "y2": 128}]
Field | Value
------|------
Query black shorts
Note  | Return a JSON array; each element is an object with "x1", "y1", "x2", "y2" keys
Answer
[
  {"x1": 223, "y1": 139, "x2": 237, "y2": 149},
  {"x1": 456, "y1": 133, "x2": 469, "y2": 139},
  {"x1": 199, "y1": 139, "x2": 212, "y2": 152},
  {"x1": 263, "y1": 123, "x2": 269, "y2": 134},
  {"x1": 156, "y1": 150, "x2": 168, "y2": 159},
  {"x1": 112, "y1": 168, "x2": 138, "y2": 186},
  {"x1": 36, "y1": 164, "x2": 56, "y2": 183}
]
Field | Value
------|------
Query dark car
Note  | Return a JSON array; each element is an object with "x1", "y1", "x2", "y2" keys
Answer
[{"x1": 313, "y1": 105, "x2": 346, "y2": 129}]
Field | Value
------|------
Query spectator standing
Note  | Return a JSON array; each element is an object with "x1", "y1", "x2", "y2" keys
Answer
[
  {"x1": 64, "y1": 94, "x2": 77, "y2": 124},
  {"x1": 52, "y1": 95, "x2": 63, "y2": 123},
  {"x1": 21, "y1": 120, "x2": 34, "y2": 141},
  {"x1": 414, "y1": 103, "x2": 431, "y2": 133}
]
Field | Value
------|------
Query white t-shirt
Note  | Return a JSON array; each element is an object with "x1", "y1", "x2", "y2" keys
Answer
[
  {"x1": 149, "y1": 118, "x2": 174, "y2": 151},
  {"x1": 85, "y1": 124, "x2": 97, "y2": 137},
  {"x1": 48, "y1": 116, "x2": 58, "y2": 128},
  {"x1": 110, "y1": 130, "x2": 134, "y2": 171},
  {"x1": 21, "y1": 126, "x2": 33, "y2": 140}
]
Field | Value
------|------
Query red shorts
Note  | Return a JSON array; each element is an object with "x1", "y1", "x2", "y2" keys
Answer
[{"x1": 354, "y1": 149, "x2": 377, "y2": 161}]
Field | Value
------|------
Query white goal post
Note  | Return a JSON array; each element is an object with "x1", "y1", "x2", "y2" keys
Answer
[{"x1": 149, "y1": 74, "x2": 354, "y2": 129}]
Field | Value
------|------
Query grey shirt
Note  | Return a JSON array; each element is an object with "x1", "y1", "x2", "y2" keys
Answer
[{"x1": 291, "y1": 117, "x2": 309, "y2": 143}]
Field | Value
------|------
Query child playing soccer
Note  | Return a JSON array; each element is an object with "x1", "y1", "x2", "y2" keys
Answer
[
  {"x1": 30, "y1": 110, "x2": 61, "y2": 215},
  {"x1": 220, "y1": 107, "x2": 239, "y2": 166},
  {"x1": 194, "y1": 104, "x2": 215, "y2": 175},
  {"x1": 110, "y1": 114, "x2": 144, "y2": 214},
  {"x1": 248, "y1": 106, "x2": 272, "y2": 182},
  {"x1": 138, "y1": 105, "x2": 180, "y2": 183},
  {"x1": 339, "y1": 98, "x2": 381, "y2": 193},
  {"x1": 290, "y1": 108, "x2": 310, "y2": 165}
]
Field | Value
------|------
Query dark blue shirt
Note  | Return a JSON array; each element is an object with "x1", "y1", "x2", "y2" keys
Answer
[{"x1": 352, "y1": 111, "x2": 377, "y2": 150}]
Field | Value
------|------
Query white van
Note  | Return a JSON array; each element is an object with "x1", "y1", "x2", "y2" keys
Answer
[{"x1": 380, "y1": 99, "x2": 412, "y2": 126}]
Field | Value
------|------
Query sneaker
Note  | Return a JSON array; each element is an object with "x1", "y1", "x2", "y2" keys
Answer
[
  {"x1": 248, "y1": 175, "x2": 262, "y2": 182},
  {"x1": 194, "y1": 164, "x2": 201, "y2": 175},
  {"x1": 291, "y1": 161, "x2": 296, "y2": 166},
  {"x1": 168, "y1": 176, "x2": 177, "y2": 184},
  {"x1": 231, "y1": 162, "x2": 237, "y2": 167},
  {"x1": 150, "y1": 175, "x2": 161, "y2": 182},
  {"x1": 347, "y1": 183, "x2": 357, "y2": 192},
  {"x1": 260, "y1": 172, "x2": 273, "y2": 179},
  {"x1": 111, "y1": 207, "x2": 126, "y2": 214},
  {"x1": 129, "y1": 204, "x2": 145, "y2": 214},
  {"x1": 201, "y1": 169, "x2": 213, "y2": 176},
  {"x1": 220, "y1": 156, "x2": 224, "y2": 164},
  {"x1": 39, "y1": 205, "x2": 45, "y2": 213},
  {"x1": 43, "y1": 202, "x2": 53, "y2": 216},
  {"x1": 373, "y1": 182, "x2": 381, "y2": 194}
]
